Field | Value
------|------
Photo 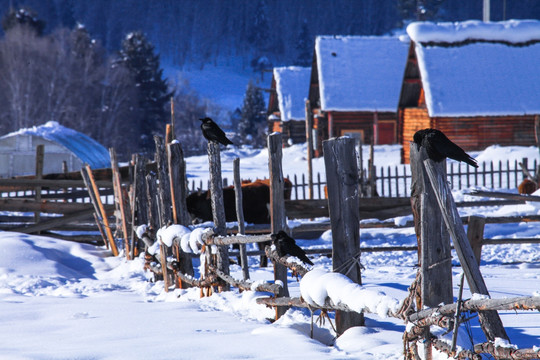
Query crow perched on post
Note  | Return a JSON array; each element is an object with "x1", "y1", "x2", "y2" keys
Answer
[
  {"x1": 413, "y1": 128, "x2": 478, "y2": 168},
  {"x1": 199, "y1": 117, "x2": 233, "y2": 146},
  {"x1": 271, "y1": 230, "x2": 313, "y2": 266}
]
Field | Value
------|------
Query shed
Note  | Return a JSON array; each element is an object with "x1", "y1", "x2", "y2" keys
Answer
[
  {"x1": 308, "y1": 36, "x2": 410, "y2": 156},
  {"x1": 0, "y1": 121, "x2": 111, "y2": 178},
  {"x1": 267, "y1": 66, "x2": 310, "y2": 146},
  {"x1": 399, "y1": 20, "x2": 540, "y2": 163}
]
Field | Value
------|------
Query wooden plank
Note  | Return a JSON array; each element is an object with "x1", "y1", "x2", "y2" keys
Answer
[
  {"x1": 34, "y1": 144, "x2": 44, "y2": 226},
  {"x1": 423, "y1": 158, "x2": 509, "y2": 342},
  {"x1": 9, "y1": 208, "x2": 96, "y2": 234},
  {"x1": 410, "y1": 144, "x2": 453, "y2": 308},
  {"x1": 207, "y1": 141, "x2": 230, "y2": 291},
  {"x1": 0, "y1": 198, "x2": 102, "y2": 214},
  {"x1": 85, "y1": 165, "x2": 119, "y2": 256},
  {"x1": 80, "y1": 166, "x2": 109, "y2": 248},
  {"x1": 268, "y1": 133, "x2": 290, "y2": 319},
  {"x1": 305, "y1": 99, "x2": 314, "y2": 200},
  {"x1": 233, "y1": 157, "x2": 250, "y2": 281},
  {"x1": 0, "y1": 178, "x2": 114, "y2": 189},
  {"x1": 323, "y1": 136, "x2": 364, "y2": 334}
]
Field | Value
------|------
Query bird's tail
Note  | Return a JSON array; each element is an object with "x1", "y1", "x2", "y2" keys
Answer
[{"x1": 466, "y1": 155, "x2": 478, "y2": 168}]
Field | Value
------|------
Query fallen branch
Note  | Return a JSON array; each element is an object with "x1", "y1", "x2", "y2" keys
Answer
[
  {"x1": 264, "y1": 246, "x2": 310, "y2": 277},
  {"x1": 473, "y1": 341, "x2": 540, "y2": 360},
  {"x1": 209, "y1": 265, "x2": 282, "y2": 295},
  {"x1": 432, "y1": 339, "x2": 481, "y2": 360}
]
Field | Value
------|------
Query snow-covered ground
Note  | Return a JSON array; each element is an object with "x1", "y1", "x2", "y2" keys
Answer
[{"x1": 1, "y1": 145, "x2": 540, "y2": 359}]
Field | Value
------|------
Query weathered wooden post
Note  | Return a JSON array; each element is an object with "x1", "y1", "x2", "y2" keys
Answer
[
  {"x1": 409, "y1": 144, "x2": 453, "y2": 308},
  {"x1": 467, "y1": 215, "x2": 486, "y2": 265},
  {"x1": 305, "y1": 99, "x2": 314, "y2": 200},
  {"x1": 268, "y1": 132, "x2": 290, "y2": 318},
  {"x1": 233, "y1": 157, "x2": 250, "y2": 281},
  {"x1": 110, "y1": 148, "x2": 131, "y2": 260},
  {"x1": 167, "y1": 141, "x2": 194, "y2": 284},
  {"x1": 424, "y1": 158, "x2": 509, "y2": 342},
  {"x1": 323, "y1": 136, "x2": 364, "y2": 334},
  {"x1": 207, "y1": 141, "x2": 230, "y2": 291},
  {"x1": 34, "y1": 144, "x2": 44, "y2": 227},
  {"x1": 132, "y1": 155, "x2": 148, "y2": 255},
  {"x1": 154, "y1": 136, "x2": 172, "y2": 225}
]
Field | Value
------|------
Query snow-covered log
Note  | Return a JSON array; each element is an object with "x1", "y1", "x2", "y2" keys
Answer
[
  {"x1": 408, "y1": 295, "x2": 540, "y2": 323},
  {"x1": 256, "y1": 296, "x2": 353, "y2": 312},
  {"x1": 201, "y1": 229, "x2": 272, "y2": 246}
]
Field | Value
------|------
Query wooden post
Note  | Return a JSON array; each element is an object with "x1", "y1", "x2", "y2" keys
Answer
[
  {"x1": 409, "y1": 144, "x2": 453, "y2": 308},
  {"x1": 167, "y1": 141, "x2": 194, "y2": 284},
  {"x1": 84, "y1": 165, "x2": 118, "y2": 256},
  {"x1": 110, "y1": 148, "x2": 131, "y2": 260},
  {"x1": 131, "y1": 155, "x2": 148, "y2": 257},
  {"x1": 323, "y1": 137, "x2": 364, "y2": 334},
  {"x1": 145, "y1": 173, "x2": 159, "y2": 231},
  {"x1": 423, "y1": 158, "x2": 509, "y2": 342},
  {"x1": 305, "y1": 100, "x2": 314, "y2": 200},
  {"x1": 268, "y1": 133, "x2": 290, "y2": 318},
  {"x1": 154, "y1": 136, "x2": 172, "y2": 226},
  {"x1": 467, "y1": 216, "x2": 486, "y2": 266},
  {"x1": 207, "y1": 141, "x2": 230, "y2": 291},
  {"x1": 34, "y1": 144, "x2": 44, "y2": 226},
  {"x1": 233, "y1": 157, "x2": 250, "y2": 281},
  {"x1": 81, "y1": 166, "x2": 109, "y2": 248}
]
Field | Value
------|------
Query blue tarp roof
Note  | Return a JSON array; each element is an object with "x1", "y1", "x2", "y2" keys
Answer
[{"x1": 1, "y1": 121, "x2": 111, "y2": 169}]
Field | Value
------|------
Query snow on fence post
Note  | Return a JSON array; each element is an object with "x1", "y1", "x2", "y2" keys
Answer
[
  {"x1": 207, "y1": 141, "x2": 230, "y2": 291},
  {"x1": 268, "y1": 132, "x2": 290, "y2": 319},
  {"x1": 168, "y1": 142, "x2": 194, "y2": 285},
  {"x1": 423, "y1": 157, "x2": 509, "y2": 342},
  {"x1": 233, "y1": 157, "x2": 250, "y2": 281},
  {"x1": 323, "y1": 136, "x2": 365, "y2": 334},
  {"x1": 409, "y1": 144, "x2": 453, "y2": 308}
]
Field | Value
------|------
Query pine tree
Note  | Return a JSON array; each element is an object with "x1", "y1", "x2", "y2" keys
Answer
[
  {"x1": 239, "y1": 81, "x2": 266, "y2": 147},
  {"x1": 117, "y1": 31, "x2": 171, "y2": 154},
  {"x1": 294, "y1": 19, "x2": 312, "y2": 67},
  {"x1": 247, "y1": 0, "x2": 270, "y2": 53},
  {"x1": 1, "y1": 7, "x2": 45, "y2": 35}
]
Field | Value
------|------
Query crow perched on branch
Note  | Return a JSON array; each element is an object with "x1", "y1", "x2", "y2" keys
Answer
[
  {"x1": 413, "y1": 128, "x2": 478, "y2": 168},
  {"x1": 271, "y1": 230, "x2": 313, "y2": 266},
  {"x1": 199, "y1": 117, "x2": 233, "y2": 146}
]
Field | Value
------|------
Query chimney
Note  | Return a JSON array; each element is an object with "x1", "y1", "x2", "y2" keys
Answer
[{"x1": 483, "y1": 0, "x2": 490, "y2": 22}]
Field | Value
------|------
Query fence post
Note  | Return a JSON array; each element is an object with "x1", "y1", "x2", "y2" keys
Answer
[
  {"x1": 305, "y1": 100, "x2": 314, "y2": 200},
  {"x1": 233, "y1": 157, "x2": 250, "y2": 281},
  {"x1": 34, "y1": 144, "x2": 44, "y2": 227},
  {"x1": 467, "y1": 216, "x2": 485, "y2": 265},
  {"x1": 268, "y1": 133, "x2": 290, "y2": 319},
  {"x1": 323, "y1": 136, "x2": 364, "y2": 334},
  {"x1": 423, "y1": 157, "x2": 509, "y2": 342},
  {"x1": 207, "y1": 141, "x2": 230, "y2": 291},
  {"x1": 132, "y1": 155, "x2": 148, "y2": 255},
  {"x1": 168, "y1": 142, "x2": 194, "y2": 285},
  {"x1": 110, "y1": 148, "x2": 131, "y2": 260},
  {"x1": 154, "y1": 136, "x2": 172, "y2": 225},
  {"x1": 409, "y1": 144, "x2": 453, "y2": 308}
]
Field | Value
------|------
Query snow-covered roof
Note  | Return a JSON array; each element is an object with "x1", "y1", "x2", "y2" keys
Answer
[
  {"x1": 273, "y1": 66, "x2": 310, "y2": 121},
  {"x1": 315, "y1": 36, "x2": 409, "y2": 112},
  {"x1": 1, "y1": 121, "x2": 111, "y2": 168},
  {"x1": 407, "y1": 20, "x2": 540, "y2": 117}
]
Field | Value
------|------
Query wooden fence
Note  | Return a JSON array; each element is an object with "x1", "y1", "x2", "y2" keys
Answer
[{"x1": 188, "y1": 158, "x2": 537, "y2": 200}]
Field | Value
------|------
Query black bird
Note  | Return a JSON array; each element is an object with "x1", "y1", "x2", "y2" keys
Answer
[
  {"x1": 413, "y1": 128, "x2": 478, "y2": 168},
  {"x1": 199, "y1": 117, "x2": 233, "y2": 146},
  {"x1": 271, "y1": 230, "x2": 314, "y2": 266}
]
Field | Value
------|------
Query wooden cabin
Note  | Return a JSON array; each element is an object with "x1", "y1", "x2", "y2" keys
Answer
[
  {"x1": 308, "y1": 36, "x2": 409, "y2": 156},
  {"x1": 267, "y1": 66, "x2": 310, "y2": 146},
  {"x1": 399, "y1": 20, "x2": 540, "y2": 163}
]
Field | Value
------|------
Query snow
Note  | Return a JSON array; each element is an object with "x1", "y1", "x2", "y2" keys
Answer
[
  {"x1": 407, "y1": 20, "x2": 540, "y2": 44},
  {"x1": 273, "y1": 66, "x2": 311, "y2": 121},
  {"x1": 408, "y1": 20, "x2": 540, "y2": 117},
  {"x1": 315, "y1": 36, "x2": 409, "y2": 112},
  {"x1": 2, "y1": 144, "x2": 540, "y2": 359}
]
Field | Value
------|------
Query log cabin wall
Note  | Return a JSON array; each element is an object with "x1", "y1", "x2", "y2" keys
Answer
[
  {"x1": 329, "y1": 111, "x2": 398, "y2": 145},
  {"x1": 401, "y1": 112, "x2": 537, "y2": 163}
]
